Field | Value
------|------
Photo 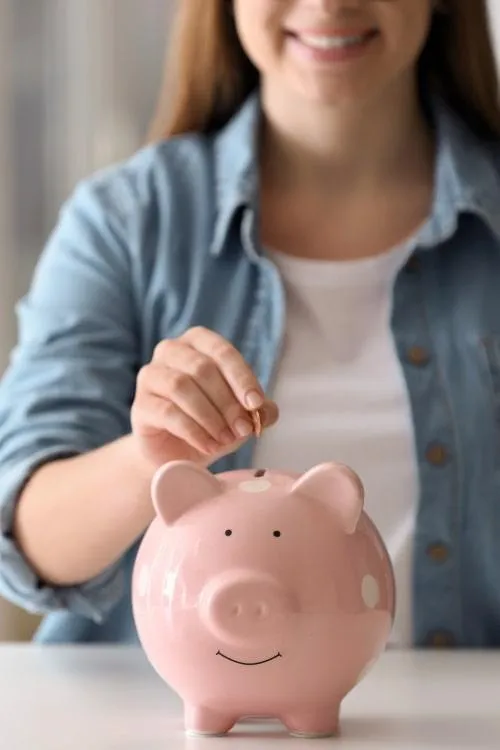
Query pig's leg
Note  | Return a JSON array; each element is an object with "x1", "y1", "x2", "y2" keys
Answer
[
  {"x1": 281, "y1": 704, "x2": 340, "y2": 738},
  {"x1": 184, "y1": 704, "x2": 236, "y2": 736}
]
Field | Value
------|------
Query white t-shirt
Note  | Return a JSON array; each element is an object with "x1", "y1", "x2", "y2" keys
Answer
[{"x1": 252, "y1": 244, "x2": 420, "y2": 648}]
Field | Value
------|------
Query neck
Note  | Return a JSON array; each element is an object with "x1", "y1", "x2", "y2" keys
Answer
[{"x1": 259, "y1": 74, "x2": 435, "y2": 192}]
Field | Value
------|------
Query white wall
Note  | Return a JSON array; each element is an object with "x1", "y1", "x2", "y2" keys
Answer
[{"x1": 0, "y1": 0, "x2": 30, "y2": 642}]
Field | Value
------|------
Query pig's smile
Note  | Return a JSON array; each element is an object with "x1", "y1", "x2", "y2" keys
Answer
[{"x1": 216, "y1": 650, "x2": 282, "y2": 666}]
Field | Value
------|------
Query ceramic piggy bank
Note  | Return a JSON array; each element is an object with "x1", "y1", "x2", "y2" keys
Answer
[{"x1": 132, "y1": 460, "x2": 395, "y2": 738}]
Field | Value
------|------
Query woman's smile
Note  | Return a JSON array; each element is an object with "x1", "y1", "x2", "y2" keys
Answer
[{"x1": 284, "y1": 27, "x2": 380, "y2": 66}]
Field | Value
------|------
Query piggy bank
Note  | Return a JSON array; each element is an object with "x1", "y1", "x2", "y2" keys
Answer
[{"x1": 132, "y1": 460, "x2": 395, "y2": 738}]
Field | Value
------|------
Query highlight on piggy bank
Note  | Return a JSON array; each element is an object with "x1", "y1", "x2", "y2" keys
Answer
[{"x1": 132, "y1": 460, "x2": 396, "y2": 738}]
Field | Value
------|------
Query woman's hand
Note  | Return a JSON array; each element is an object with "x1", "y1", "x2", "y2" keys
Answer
[{"x1": 130, "y1": 326, "x2": 278, "y2": 466}]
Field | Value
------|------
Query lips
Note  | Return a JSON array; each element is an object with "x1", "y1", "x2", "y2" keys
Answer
[
  {"x1": 284, "y1": 27, "x2": 379, "y2": 64},
  {"x1": 299, "y1": 33, "x2": 369, "y2": 49},
  {"x1": 293, "y1": 29, "x2": 377, "y2": 50}
]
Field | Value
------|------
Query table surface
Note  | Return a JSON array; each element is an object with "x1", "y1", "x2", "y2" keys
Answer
[{"x1": 0, "y1": 645, "x2": 499, "y2": 750}]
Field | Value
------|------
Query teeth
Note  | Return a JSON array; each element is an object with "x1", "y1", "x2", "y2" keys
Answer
[{"x1": 299, "y1": 34, "x2": 367, "y2": 50}]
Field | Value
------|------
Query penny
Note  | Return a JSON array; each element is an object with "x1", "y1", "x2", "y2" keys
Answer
[{"x1": 251, "y1": 409, "x2": 262, "y2": 438}]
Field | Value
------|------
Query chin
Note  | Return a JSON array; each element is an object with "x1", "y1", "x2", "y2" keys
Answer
[{"x1": 293, "y1": 80, "x2": 378, "y2": 110}]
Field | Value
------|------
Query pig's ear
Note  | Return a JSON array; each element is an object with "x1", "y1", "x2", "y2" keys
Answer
[
  {"x1": 290, "y1": 462, "x2": 364, "y2": 534},
  {"x1": 151, "y1": 460, "x2": 222, "y2": 526}
]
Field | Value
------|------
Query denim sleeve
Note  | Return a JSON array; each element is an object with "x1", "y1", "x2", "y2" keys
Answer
[{"x1": 0, "y1": 173, "x2": 140, "y2": 623}]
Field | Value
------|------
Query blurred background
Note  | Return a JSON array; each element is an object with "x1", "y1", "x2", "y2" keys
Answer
[
  {"x1": 0, "y1": 0, "x2": 499, "y2": 642},
  {"x1": 0, "y1": 0, "x2": 174, "y2": 641}
]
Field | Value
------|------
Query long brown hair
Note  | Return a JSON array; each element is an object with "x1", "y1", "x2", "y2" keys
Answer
[{"x1": 147, "y1": 0, "x2": 500, "y2": 143}]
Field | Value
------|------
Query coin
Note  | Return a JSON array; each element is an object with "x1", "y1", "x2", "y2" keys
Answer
[{"x1": 250, "y1": 409, "x2": 262, "y2": 438}]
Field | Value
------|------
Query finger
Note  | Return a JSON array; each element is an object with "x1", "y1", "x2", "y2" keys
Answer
[
  {"x1": 180, "y1": 327, "x2": 266, "y2": 410},
  {"x1": 143, "y1": 363, "x2": 238, "y2": 444},
  {"x1": 259, "y1": 399, "x2": 279, "y2": 430},
  {"x1": 151, "y1": 343, "x2": 256, "y2": 439},
  {"x1": 200, "y1": 399, "x2": 281, "y2": 467},
  {"x1": 132, "y1": 393, "x2": 223, "y2": 457}
]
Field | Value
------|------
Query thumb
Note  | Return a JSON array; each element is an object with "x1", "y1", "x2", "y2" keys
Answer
[
  {"x1": 259, "y1": 399, "x2": 279, "y2": 430},
  {"x1": 201, "y1": 399, "x2": 279, "y2": 467}
]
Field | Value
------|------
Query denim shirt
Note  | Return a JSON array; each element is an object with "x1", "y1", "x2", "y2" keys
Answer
[{"x1": 1, "y1": 89, "x2": 500, "y2": 647}]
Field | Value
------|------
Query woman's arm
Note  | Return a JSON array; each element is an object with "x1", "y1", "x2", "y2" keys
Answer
[
  {"x1": 0, "y1": 173, "x2": 145, "y2": 620},
  {"x1": 12, "y1": 435, "x2": 155, "y2": 587}
]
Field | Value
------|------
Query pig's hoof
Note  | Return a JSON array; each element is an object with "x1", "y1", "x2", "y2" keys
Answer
[
  {"x1": 185, "y1": 729, "x2": 229, "y2": 738},
  {"x1": 184, "y1": 705, "x2": 235, "y2": 736},
  {"x1": 289, "y1": 729, "x2": 339, "y2": 739},
  {"x1": 282, "y1": 708, "x2": 340, "y2": 738}
]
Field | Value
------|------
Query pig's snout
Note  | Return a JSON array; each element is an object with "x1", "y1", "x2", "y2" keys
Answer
[{"x1": 200, "y1": 570, "x2": 294, "y2": 647}]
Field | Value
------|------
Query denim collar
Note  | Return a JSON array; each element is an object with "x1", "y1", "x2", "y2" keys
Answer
[{"x1": 210, "y1": 88, "x2": 500, "y2": 257}]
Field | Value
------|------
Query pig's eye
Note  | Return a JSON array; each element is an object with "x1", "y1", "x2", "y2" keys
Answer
[
  {"x1": 225, "y1": 529, "x2": 233, "y2": 537},
  {"x1": 273, "y1": 530, "x2": 281, "y2": 538}
]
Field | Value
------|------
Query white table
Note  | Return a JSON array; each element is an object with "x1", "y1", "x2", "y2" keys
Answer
[{"x1": 0, "y1": 645, "x2": 499, "y2": 749}]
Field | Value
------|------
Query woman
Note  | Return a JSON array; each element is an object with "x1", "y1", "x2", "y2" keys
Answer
[{"x1": 0, "y1": 0, "x2": 499, "y2": 647}]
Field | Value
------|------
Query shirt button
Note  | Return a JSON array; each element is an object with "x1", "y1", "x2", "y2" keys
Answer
[
  {"x1": 427, "y1": 630, "x2": 456, "y2": 648},
  {"x1": 426, "y1": 443, "x2": 450, "y2": 466},
  {"x1": 407, "y1": 346, "x2": 430, "y2": 366},
  {"x1": 427, "y1": 543, "x2": 450, "y2": 563}
]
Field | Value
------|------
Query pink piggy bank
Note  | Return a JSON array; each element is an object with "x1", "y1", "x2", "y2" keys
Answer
[{"x1": 132, "y1": 460, "x2": 395, "y2": 738}]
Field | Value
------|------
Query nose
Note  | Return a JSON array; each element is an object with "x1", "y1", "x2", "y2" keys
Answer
[{"x1": 200, "y1": 570, "x2": 294, "y2": 647}]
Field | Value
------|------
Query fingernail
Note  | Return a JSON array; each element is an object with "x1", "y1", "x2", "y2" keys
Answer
[
  {"x1": 220, "y1": 428, "x2": 235, "y2": 445},
  {"x1": 233, "y1": 418, "x2": 253, "y2": 439},
  {"x1": 245, "y1": 390, "x2": 263, "y2": 409}
]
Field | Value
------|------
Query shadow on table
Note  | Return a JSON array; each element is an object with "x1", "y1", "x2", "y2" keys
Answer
[{"x1": 182, "y1": 715, "x2": 500, "y2": 748}]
